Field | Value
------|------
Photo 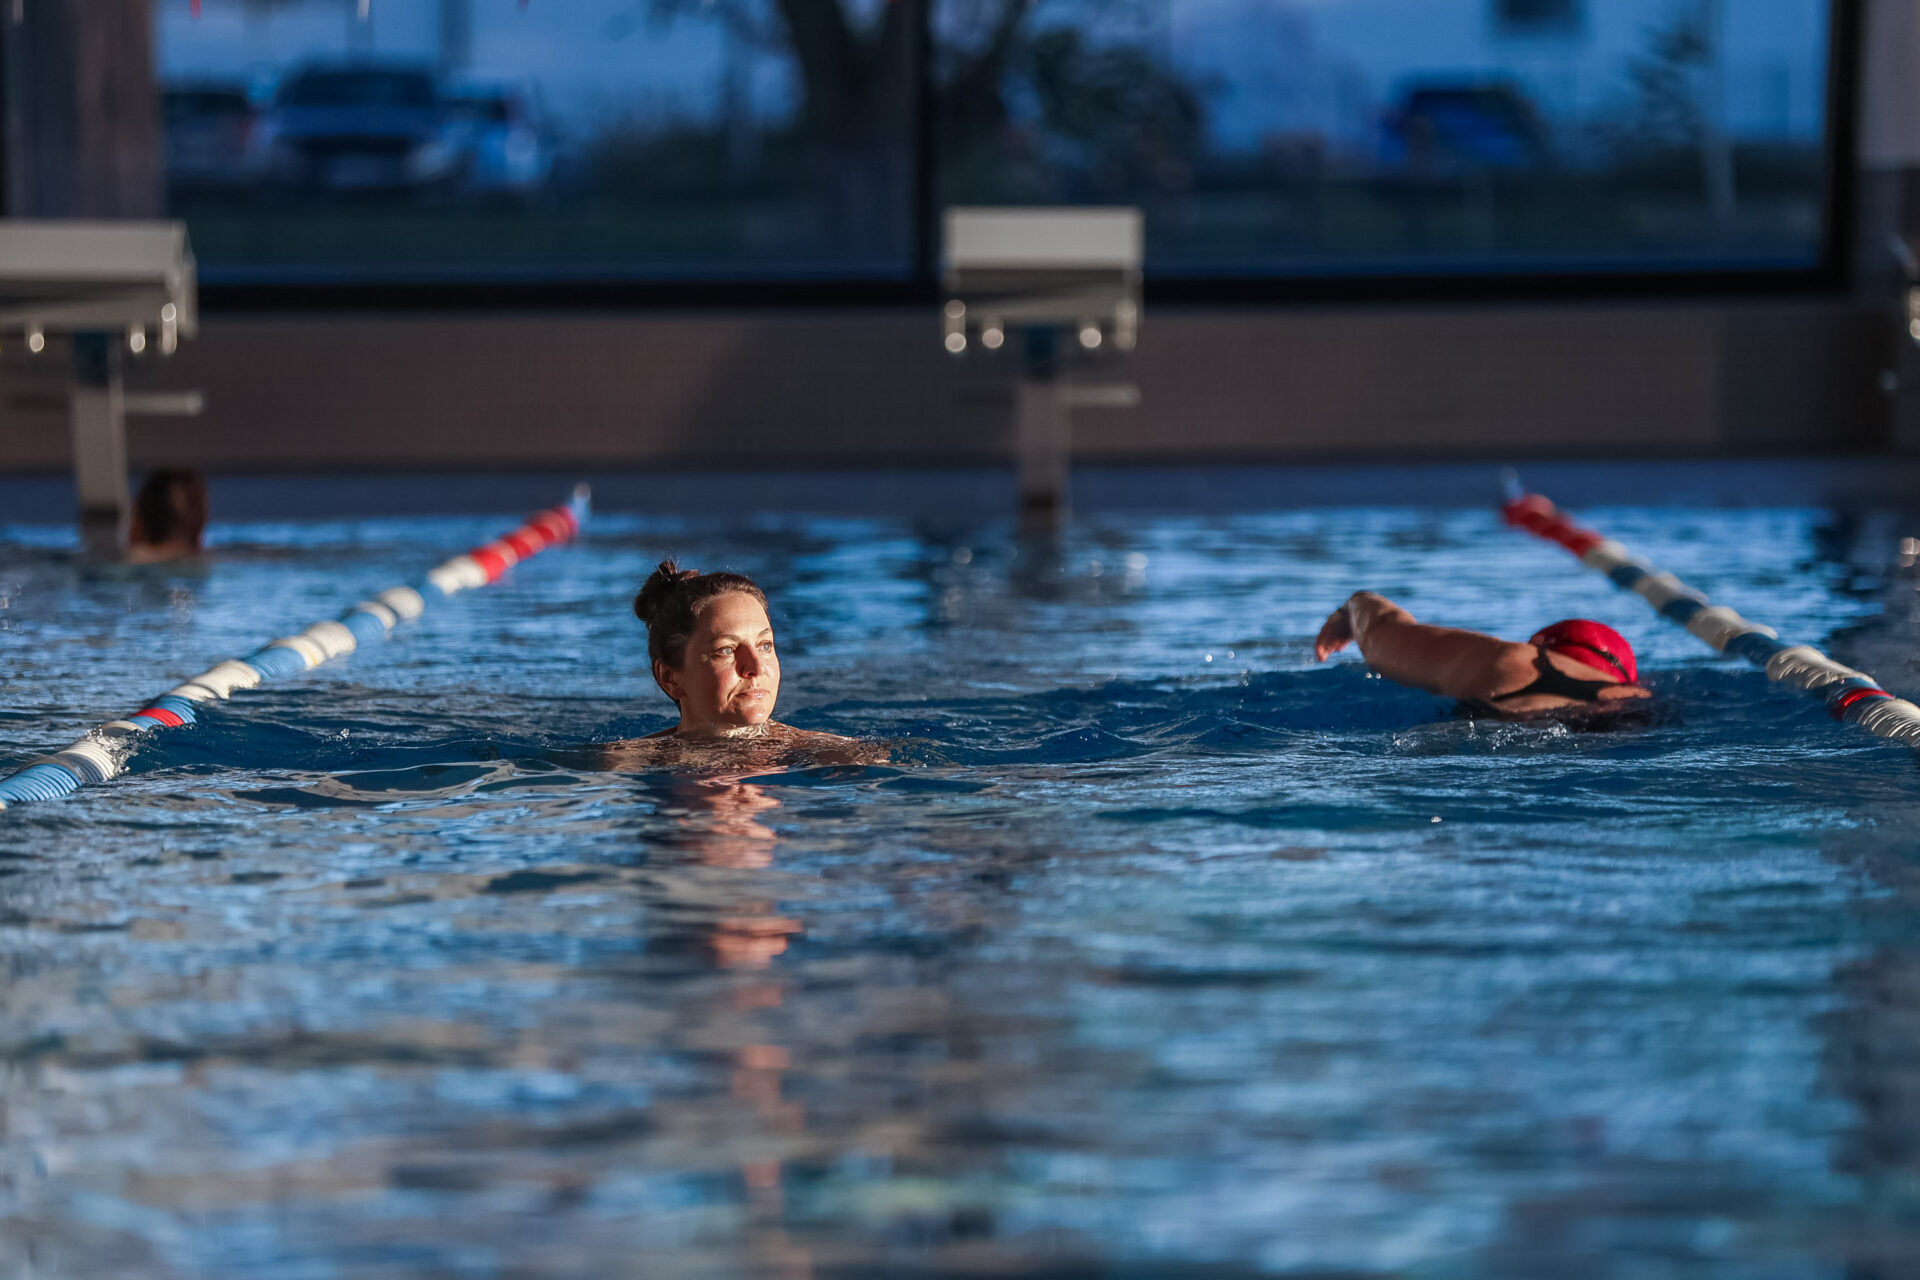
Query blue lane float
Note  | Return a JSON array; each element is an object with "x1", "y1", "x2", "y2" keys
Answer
[
  {"x1": 1503, "y1": 486, "x2": 1920, "y2": 748},
  {"x1": 0, "y1": 486, "x2": 591, "y2": 811}
]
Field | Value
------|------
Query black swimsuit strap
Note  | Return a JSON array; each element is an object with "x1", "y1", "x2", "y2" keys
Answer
[{"x1": 1489, "y1": 648, "x2": 1618, "y2": 704}]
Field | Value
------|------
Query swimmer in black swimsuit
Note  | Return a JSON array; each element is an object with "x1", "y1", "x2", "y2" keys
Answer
[{"x1": 1313, "y1": 591, "x2": 1650, "y2": 718}]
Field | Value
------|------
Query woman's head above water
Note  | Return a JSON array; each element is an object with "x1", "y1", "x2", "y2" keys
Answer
[{"x1": 633, "y1": 560, "x2": 778, "y2": 737}]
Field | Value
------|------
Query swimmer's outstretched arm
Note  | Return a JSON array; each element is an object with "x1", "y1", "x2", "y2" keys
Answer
[{"x1": 1314, "y1": 592, "x2": 1534, "y2": 702}]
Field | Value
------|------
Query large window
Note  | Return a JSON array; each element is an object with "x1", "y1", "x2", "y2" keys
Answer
[
  {"x1": 135, "y1": 0, "x2": 1839, "y2": 286},
  {"x1": 932, "y1": 0, "x2": 1835, "y2": 276}
]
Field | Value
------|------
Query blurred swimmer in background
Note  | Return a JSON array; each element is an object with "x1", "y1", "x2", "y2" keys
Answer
[{"x1": 123, "y1": 468, "x2": 208, "y2": 564}]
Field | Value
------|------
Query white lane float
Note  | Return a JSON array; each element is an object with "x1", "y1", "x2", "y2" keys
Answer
[
  {"x1": 0, "y1": 486, "x2": 590, "y2": 809},
  {"x1": 1503, "y1": 487, "x2": 1920, "y2": 748}
]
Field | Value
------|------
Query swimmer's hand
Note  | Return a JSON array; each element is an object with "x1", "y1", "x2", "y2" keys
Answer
[{"x1": 1314, "y1": 603, "x2": 1356, "y2": 661}]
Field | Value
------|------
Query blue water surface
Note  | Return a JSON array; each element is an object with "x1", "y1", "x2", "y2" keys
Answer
[{"x1": 2, "y1": 481, "x2": 1919, "y2": 1278}]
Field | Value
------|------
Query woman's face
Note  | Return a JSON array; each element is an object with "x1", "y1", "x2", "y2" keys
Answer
[{"x1": 656, "y1": 592, "x2": 781, "y2": 735}]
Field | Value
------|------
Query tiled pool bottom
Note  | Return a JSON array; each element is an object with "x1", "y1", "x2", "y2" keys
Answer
[{"x1": 2, "y1": 481, "x2": 1919, "y2": 1277}]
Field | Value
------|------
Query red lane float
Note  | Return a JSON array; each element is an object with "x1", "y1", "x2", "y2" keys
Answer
[
  {"x1": 1501, "y1": 484, "x2": 1920, "y2": 747},
  {"x1": 0, "y1": 485, "x2": 592, "y2": 811}
]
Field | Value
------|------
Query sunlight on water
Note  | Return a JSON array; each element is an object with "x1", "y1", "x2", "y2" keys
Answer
[{"x1": 2, "y1": 498, "x2": 1918, "y2": 1277}]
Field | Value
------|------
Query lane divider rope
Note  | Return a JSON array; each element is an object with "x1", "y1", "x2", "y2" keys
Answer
[
  {"x1": 0, "y1": 486, "x2": 591, "y2": 810},
  {"x1": 1502, "y1": 486, "x2": 1920, "y2": 748}
]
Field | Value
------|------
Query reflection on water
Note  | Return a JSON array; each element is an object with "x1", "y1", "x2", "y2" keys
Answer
[
  {"x1": 659, "y1": 776, "x2": 809, "y2": 1277},
  {"x1": 0, "y1": 500, "x2": 1917, "y2": 1276}
]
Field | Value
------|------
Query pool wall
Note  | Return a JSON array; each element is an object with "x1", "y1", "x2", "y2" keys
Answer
[
  {"x1": 0, "y1": 300, "x2": 1886, "y2": 473},
  {"x1": 9, "y1": 459, "x2": 1920, "y2": 529}
]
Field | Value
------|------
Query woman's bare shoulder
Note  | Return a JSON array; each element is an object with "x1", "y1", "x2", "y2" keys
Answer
[
  {"x1": 769, "y1": 724, "x2": 890, "y2": 764},
  {"x1": 597, "y1": 735, "x2": 677, "y2": 769},
  {"x1": 597, "y1": 723, "x2": 887, "y2": 770}
]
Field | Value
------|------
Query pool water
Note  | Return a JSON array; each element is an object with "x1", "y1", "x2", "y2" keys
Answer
[{"x1": 3, "y1": 487, "x2": 1920, "y2": 1277}]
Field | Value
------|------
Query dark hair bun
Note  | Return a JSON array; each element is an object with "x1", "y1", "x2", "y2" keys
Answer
[
  {"x1": 633, "y1": 560, "x2": 699, "y2": 626},
  {"x1": 631, "y1": 560, "x2": 770, "y2": 676}
]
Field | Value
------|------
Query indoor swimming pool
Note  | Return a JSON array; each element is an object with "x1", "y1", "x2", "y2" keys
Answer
[{"x1": 2, "y1": 475, "x2": 1918, "y2": 1277}]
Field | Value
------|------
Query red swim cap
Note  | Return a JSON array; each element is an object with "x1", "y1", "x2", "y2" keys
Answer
[{"x1": 1529, "y1": 619, "x2": 1637, "y2": 685}]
